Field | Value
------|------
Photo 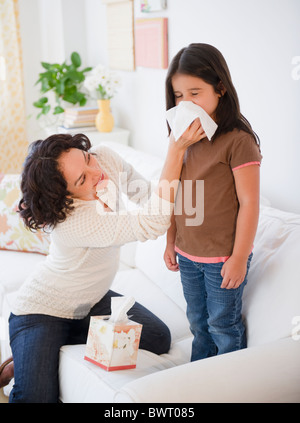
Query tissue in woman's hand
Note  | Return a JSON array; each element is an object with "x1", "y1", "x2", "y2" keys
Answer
[
  {"x1": 84, "y1": 296, "x2": 142, "y2": 371},
  {"x1": 166, "y1": 101, "x2": 218, "y2": 141}
]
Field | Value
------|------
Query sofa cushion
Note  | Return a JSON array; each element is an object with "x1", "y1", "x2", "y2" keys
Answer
[
  {"x1": 1, "y1": 291, "x2": 16, "y2": 363},
  {"x1": 0, "y1": 174, "x2": 50, "y2": 255},
  {"x1": 59, "y1": 339, "x2": 191, "y2": 403},
  {"x1": 114, "y1": 337, "x2": 300, "y2": 403},
  {"x1": 243, "y1": 205, "x2": 300, "y2": 347},
  {"x1": 2, "y1": 287, "x2": 192, "y2": 401},
  {"x1": 135, "y1": 234, "x2": 187, "y2": 311},
  {"x1": 0, "y1": 250, "x2": 46, "y2": 314},
  {"x1": 111, "y1": 267, "x2": 190, "y2": 343},
  {"x1": 0, "y1": 250, "x2": 46, "y2": 292}
]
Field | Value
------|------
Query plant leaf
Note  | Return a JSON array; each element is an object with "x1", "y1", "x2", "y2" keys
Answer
[
  {"x1": 75, "y1": 92, "x2": 85, "y2": 101},
  {"x1": 41, "y1": 78, "x2": 51, "y2": 92},
  {"x1": 42, "y1": 105, "x2": 51, "y2": 115},
  {"x1": 71, "y1": 52, "x2": 81, "y2": 68},
  {"x1": 33, "y1": 97, "x2": 48, "y2": 108},
  {"x1": 53, "y1": 106, "x2": 64, "y2": 114},
  {"x1": 37, "y1": 104, "x2": 50, "y2": 119},
  {"x1": 62, "y1": 93, "x2": 78, "y2": 104},
  {"x1": 57, "y1": 80, "x2": 65, "y2": 95},
  {"x1": 82, "y1": 67, "x2": 93, "y2": 73},
  {"x1": 66, "y1": 70, "x2": 85, "y2": 83},
  {"x1": 41, "y1": 62, "x2": 51, "y2": 70},
  {"x1": 79, "y1": 97, "x2": 87, "y2": 106}
]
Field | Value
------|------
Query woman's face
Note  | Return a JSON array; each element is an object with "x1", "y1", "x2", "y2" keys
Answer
[
  {"x1": 58, "y1": 148, "x2": 108, "y2": 201},
  {"x1": 171, "y1": 73, "x2": 222, "y2": 121}
]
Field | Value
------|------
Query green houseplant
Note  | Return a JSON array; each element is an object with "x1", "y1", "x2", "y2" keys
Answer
[{"x1": 33, "y1": 52, "x2": 92, "y2": 119}]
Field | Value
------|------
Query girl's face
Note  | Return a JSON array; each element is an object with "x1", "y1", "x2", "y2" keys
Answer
[
  {"x1": 58, "y1": 148, "x2": 108, "y2": 201},
  {"x1": 171, "y1": 73, "x2": 222, "y2": 121}
]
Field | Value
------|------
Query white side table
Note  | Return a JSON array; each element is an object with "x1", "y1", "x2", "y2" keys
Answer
[
  {"x1": 44, "y1": 127, "x2": 130, "y2": 146},
  {"x1": 87, "y1": 128, "x2": 130, "y2": 146}
]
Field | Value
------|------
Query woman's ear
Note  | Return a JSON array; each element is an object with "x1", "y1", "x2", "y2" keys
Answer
[{"x1": 217, "y1": 81, "x2": 227, "y2": 97}]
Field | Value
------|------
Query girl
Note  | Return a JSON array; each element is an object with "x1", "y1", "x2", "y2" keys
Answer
[
  {"x1": 164, "y1": 43, "x2": 262, "y2": 361},
  {"x1": 4, "y1": 129, "x2": 205, "y2": 402}
]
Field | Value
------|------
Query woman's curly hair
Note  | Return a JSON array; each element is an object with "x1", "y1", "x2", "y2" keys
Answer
[{"x1": 18, "y1": 133, "x2": 92, "y2": 231}]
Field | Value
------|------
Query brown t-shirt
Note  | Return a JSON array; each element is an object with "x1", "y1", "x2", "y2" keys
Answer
[{"x1": 174, "y1": 129, "x2": 262, "y2": 262}]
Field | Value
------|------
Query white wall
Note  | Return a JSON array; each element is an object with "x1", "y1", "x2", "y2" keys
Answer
[{"x1": 19, "y1": 0, "x2": 300, "y2": 214}]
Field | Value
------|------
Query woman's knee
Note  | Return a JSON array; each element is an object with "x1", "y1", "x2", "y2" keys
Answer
[
  {"x1": 154, "y1": 323, "x2": 171, "y2": 354},
  {"x1": 139, "y1": 318, "x2": 171, "y2": 355}
]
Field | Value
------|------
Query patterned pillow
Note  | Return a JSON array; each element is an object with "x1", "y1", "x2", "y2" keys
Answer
[{"x1": 0, "y1": 174, "x2": 50, "y2": 255}]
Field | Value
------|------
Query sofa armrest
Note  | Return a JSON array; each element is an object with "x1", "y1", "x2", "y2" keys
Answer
[{"x1": 114, "y1": 337, "x2": 300, "y2": 403}]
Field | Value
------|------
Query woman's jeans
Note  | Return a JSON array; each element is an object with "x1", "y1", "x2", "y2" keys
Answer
[
  {"x1": 177, "y1": 253, "x2": 253, "y2": 362},
  {"x1": 9, "y1": 290, "x2": 171, "y2": 403}
]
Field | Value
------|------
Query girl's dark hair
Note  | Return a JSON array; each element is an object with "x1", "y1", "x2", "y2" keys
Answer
[
  {"x1": 166, "y1": 43, "x2": 260, "y2": 146},
  {"x1": 18, "y1": 133, "x2": 92, "y2": 231}
]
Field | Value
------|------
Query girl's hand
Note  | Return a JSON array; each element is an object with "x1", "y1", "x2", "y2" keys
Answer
[
  {"x1": 220, "y1": 255, "x2": 247, "y2": 289},
  {"x1": 164, "y1": 244, "x2": 179, "y2": 272},
  {"x1": 171, "y1": 118, "x2": 206, "y2": 150},
  {"x1": 157, "y1": 119, "x2": 206, "y2": 204}
]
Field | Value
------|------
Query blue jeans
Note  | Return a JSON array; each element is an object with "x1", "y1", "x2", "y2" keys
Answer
[
  {"x1": 9, "y1": 290, "x2": 171, "y2": 403},
  {"x1": 177, "y1": 253, "x2": 252, "y2": 361}
]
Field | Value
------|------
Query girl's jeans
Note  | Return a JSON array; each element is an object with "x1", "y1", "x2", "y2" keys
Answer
[
  {"x1": 177, "y1": 253, "x2": 253, "y2": 361},
  {"x1": 9, "y1": 290, "x2": 171, "y2": 403}
]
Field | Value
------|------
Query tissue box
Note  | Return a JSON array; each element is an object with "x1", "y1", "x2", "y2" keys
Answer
[{"x1": 84, "y1": 316, "x2": 143, "y2": 371}]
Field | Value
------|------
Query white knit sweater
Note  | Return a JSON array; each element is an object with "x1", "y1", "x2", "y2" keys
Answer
[{"x1": 12, "y1": 146, "x2": 173, "y2": 319}]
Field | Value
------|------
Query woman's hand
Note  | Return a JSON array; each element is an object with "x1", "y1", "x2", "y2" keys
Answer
[
  {"x1": 220, "y1": 255, "x2": 247, "y2": 289},
  {"x1": 164, "y1": 243, "x2": 179, "y2": 272},
  {"x1": 171, "y1": 118, "x2": 206, "y2": 151}
]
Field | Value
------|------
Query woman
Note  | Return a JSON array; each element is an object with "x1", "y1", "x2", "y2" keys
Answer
[{"x1": 1, "y1": 126, "x2": 205, "y2": 402}]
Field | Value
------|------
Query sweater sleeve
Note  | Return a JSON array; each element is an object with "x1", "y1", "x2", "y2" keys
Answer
[
  {"x1": 92, "y1": 144, "x2": 153, "y2": 206},
  {"x1": 120, "y1": 160, "x2": 152, "y2": 206},
  {"x1": 52, "y1": 192, "x2": 173, "y2": 249},
  {"x1": 52, "y1": 145, "x2": 173, "y2": 248}
]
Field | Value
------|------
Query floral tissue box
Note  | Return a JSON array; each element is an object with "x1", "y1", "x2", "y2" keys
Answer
[{"x1": 84, "y1": 315, "x2": 143, "y2": 371}]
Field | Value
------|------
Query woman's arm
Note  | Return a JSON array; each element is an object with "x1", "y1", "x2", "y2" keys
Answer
[
  {"x1": 55, "y1": 119, "x2": 206, "y2": 249},
  {"x1": 121, "y1": 160, "x2": 152, "y2": 206},
  {"x1": 220, "y1": 164, "x2": 260, "y2": 289}
]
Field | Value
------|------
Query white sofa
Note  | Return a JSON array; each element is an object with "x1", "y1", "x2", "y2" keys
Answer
[{"x1": 1, "y1": 141, "x2": 300, "y2": 403}]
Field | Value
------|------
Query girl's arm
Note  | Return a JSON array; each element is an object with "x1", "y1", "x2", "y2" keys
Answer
[
  {"x1": 221, "y1": 164, "x2": 260, "y2": 289},
  {"x1": 164, "y1": 212, "x2": 179, "y2": 271},
  {"x1": 156, "y1": 118, "x2": 204, "y2": 204},
  {"x1": 162, "y1": 118, "x2": 205, "y2": 271}
]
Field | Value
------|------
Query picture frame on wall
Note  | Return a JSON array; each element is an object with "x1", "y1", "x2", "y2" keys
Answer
[
  {"x1": 135, "y1": 17, "x2": 168, "y2": 69},
  {"x1": 103, "y1": 0, "x2": 135, "y2": 71},
  {"x1": 102, "y1": 0, "x2": 132, "y2": 3},
  {"x1": 140, "y1": 0, "x2": 167, "y2": 13}
]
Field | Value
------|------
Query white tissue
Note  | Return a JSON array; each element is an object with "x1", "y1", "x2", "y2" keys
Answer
[
  {"x1": 166, "y1": 101, "x2": 218, "y2": 141},
  {"x1": 110, "y1": 296, "x2": 135, "y2": 323},
  {"x1": 96, "y1": 180, "x2": 118, "y2": 214}
]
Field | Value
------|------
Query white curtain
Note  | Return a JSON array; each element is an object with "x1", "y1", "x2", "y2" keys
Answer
[{"x1": 0, "y1": 0, "x2": 27, "y2": 174}]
